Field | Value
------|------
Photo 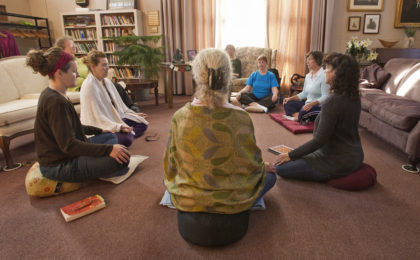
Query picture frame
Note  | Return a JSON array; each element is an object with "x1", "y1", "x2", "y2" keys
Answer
[
  {"x1": 347, "y1": 0, "x2": 383, "y2": 12},
  {"x1": 394, "y1": 0, "x2": 420, "y2": 27},
  {"x1": 348, "y1": 16, "x2": 361, "y2": 31},
  {"x1": 363, "y1": 14, "x2": 380, "y2": 34},
  {"x1": 187, "y1": 50, "x2": 197, "y2": 62},
  {"x1": 75, "y1": 0, "x2": 89, "y2": 8},
  {"x1": 107, "y1": 0, "x2": 135, "y2": 10}
]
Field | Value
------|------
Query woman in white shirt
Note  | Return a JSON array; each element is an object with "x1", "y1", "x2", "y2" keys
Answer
[
  {"x1": 80, "y1": 50, "x2": 149, "y2": 147},
  {"x1": 283, "y1": 51, "x2": 330, "y2": 122}
]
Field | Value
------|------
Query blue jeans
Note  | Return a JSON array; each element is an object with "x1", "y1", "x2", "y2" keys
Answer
[
  {"x1": 40, "y1": 133, "x2": 128, "y2": 182},
  {"x1": 284, "y1": 100, "x2": 321, "y2": 122},
  {"x1": 275, "y1": 159, "x2": 331, "y2": 182},
  {"x1": 255, "y1": 172, "x2": 277, "y2": 201}
]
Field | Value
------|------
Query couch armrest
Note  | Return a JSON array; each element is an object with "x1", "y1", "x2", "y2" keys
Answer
[
  {"x1": 231, "y1": 78, "x2": 248, "y2": 92},
  {"x1": 406, "y1": 120, "x2": 420, "y2": 159}
]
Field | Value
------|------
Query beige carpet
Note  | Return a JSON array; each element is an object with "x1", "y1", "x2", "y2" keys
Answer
[{"x1": 1, "y1": 95, "x2": 419, "y2": 259}]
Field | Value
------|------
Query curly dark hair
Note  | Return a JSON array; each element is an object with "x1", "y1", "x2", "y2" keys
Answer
[
  {"x1": 26, "y1": 47, "x2": 73, "y2": 79},
  {"x1": 305, "y1": 51, "x2": 323, "y2": 67},
  {"x1": 323, "y1": 53, "x2": 360, "y2": 98}
]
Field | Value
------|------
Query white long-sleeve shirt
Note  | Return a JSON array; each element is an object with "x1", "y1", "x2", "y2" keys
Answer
[
  {"x1": 297, "y1": 67, "x2": 330, "y2": 105},
  {"x1": 80, "y1": 73, "x2": 148, "y2": 133}
]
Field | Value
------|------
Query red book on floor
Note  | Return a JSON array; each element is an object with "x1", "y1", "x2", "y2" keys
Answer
[{"x1": 60, "y1": 195, "x2": 106, "y2": 222}]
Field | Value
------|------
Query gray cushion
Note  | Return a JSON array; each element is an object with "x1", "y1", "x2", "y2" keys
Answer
[
  {"x1": 177, "y1": 210, "x2": 249, "y2": 247},
  {"x1": 369, "y1": 95, "x2": 420, "y2": 131}
]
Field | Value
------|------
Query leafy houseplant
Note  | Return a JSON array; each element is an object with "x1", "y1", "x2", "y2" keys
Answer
[{"x1": 110, "y1": 35, "x2": 165, "y2": 80}]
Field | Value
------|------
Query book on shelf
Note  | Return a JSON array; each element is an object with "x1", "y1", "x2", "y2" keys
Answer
[
  {"x1": 268, "y1": 144, "x2": 294, "y2": 155},
  {"x1": 60, "y1": 195, "x2": 106, "y2": 222}
]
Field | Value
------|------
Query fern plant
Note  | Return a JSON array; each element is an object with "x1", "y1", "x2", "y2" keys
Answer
[{"x1": 109, "y1": 35, "x2": 165, "y2": 80}]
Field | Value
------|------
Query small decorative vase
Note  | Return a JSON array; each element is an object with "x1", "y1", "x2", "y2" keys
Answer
[{"x1": 408, "y1": 37, "x2": 415, "y2": 48}]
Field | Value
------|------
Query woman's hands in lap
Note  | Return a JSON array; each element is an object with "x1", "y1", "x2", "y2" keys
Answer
[
  {"x1": 274, "y1": 153, "x2": 291, "y2": 165},
  {"x1": 110, "y1": 144, "x2": 130, "y2": 164}
]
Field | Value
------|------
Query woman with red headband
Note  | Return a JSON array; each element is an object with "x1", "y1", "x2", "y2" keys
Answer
[{"x1": 26, "y1": 47, "x2": 131, "y2": 182}]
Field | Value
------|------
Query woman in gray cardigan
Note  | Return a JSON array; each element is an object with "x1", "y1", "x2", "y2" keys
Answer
[{"x1": 268, "y1": 53, "x2": 364, "y2": 181}]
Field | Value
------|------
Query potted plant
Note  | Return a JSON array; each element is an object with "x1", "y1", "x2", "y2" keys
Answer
[
  {"x1": 404, "y1": 27, "x2": 418, "y2": 48},
  {"x1": 110, "y1": 34, "x2": 165, "y2": 80}
]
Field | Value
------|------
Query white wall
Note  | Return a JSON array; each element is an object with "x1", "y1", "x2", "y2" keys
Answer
[{"x1": 330, "y1": 1, "x2": 420, "y2": 52}]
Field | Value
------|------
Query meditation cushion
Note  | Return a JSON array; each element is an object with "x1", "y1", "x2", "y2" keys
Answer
[
  {"x1": 25, "y1": 162, "x2": 81, "y2": 197},
  {"x1": 177, "y1": 210, "x2": 249, "y2": 247},
  {"x1": 269, "y1": 113, "x2": 314, "y2": 134},
  {"x1": 327, "y1": 163, "x2": 377, "y2": 191}
]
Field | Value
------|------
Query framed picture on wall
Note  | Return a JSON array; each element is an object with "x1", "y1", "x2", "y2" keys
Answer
[
  {"x1": 107, "y1": 0, "x2": 135, "y2": 10},
  {"x1": 348, "y1": 16, "x2": 361, "y2": 31},
  {"x1": 347, "y1": 0, "x2": 383, "y2": 11},
  {"x1": 363, "y1": 14, "x2": 380, "y2": 34},
  {"x1": 394, "y1": 0, "x2": 420, "y2": 27}
]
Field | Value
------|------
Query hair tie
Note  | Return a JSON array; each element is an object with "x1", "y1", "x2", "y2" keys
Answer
[
  {"x1": 48, "y1": 51, "x2": 73, "y2": 77},
  {"x1": 208, "y1": 68, "x2": 223, "y2": 90}
]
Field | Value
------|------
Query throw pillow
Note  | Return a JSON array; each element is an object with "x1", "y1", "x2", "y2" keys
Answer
[{"x1": 360, "y1": 64, "x2": 391, "y2": 89}]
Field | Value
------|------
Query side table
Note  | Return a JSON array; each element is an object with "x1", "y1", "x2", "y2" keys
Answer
[
  {"x1": 160, "y1": 62, "x2": 194, "y2": 108},
  {"x1": 124, "y1": 79, "x2": 159, "y2": 106}
]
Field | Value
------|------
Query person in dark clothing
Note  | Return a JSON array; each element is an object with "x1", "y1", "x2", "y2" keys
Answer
[
  {"x1": 26, "y1": 47, "x2": 131, "y2": 182},
  {"x1": 113, "y1": 82, "x2": 140, "y2": 112},
  {"x1": 267, "y1": 53, "x2": 364, "y2": 181}
]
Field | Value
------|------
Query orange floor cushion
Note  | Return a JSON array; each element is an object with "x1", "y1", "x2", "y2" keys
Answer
[{"x1": 25, "y1": 162, "x2": 81, "y2": 197}]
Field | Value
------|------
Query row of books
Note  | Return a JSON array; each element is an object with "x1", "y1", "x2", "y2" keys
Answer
[
  {"x1": 101, "y1": 15, "x2": 134, "y2": 26},
  {"x1": 64, "y1": 15, "x2": 96, "y2": 27},
  {"x1": 109, "y1": 67, "x2": 140, "y2": 79},
  {"x1": 103, "y1": 41, "x2": 118, "y2": 52},
  {"x1": 107, "y1": 54, "x2": 120, "y2": 65},
  {"x1": 75, "y1": 42, "x2": 98, "y2": 54},
  {"x1": 66, "y1": 29, "x2": 97, "y2": 40},
  {"x1": 102, "y1": 28, "x2": 133, "y2": 37}
]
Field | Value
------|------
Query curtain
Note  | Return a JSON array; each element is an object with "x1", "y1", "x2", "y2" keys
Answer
[
  {"x1": 310, "y1": 0, "x2": 335, "y2": 52},
  {"x1": 161, "y1": 0, "x2": 313, "y2": 96},
  {"x1": 215, "y1": 0, "x2": 267, "y2": 48},
  {"x1": 267, "y1": 0, "x2": 312, "y2": 96},
  {"x1": 161, "y1": 0, "x2": 215, "y2": 95}
]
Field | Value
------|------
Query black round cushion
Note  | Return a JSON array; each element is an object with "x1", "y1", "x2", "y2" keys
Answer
[{"x1": 177, "y1": 210, "x2": 249, "y2": 247}]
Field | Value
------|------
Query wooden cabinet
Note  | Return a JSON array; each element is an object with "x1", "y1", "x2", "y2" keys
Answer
[
  {"x1": 376, "y1": 48, "x2": 420, "y2": 66},
  {"x1": 61, "y1": 9, "x2": 143, "y2": 80}
]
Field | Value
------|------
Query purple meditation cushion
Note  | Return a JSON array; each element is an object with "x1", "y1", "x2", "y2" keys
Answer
[{"x1": 328, "y1": 163, "x2": 377, "y2": 191}]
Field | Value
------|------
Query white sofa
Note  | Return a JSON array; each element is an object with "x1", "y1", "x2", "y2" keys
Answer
[{"x1": 0, "y1": 56, "x2": 80, "y2": 171}]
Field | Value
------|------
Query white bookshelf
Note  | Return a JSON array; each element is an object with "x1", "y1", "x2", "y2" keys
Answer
[{"x1": 61, "y1": 9, "x2": 143, "y2": 80}]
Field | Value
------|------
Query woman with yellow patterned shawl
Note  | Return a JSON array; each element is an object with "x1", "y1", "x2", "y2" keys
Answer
[{"x1": 163, "y1": 48, "x2": 276, "y2": 214}]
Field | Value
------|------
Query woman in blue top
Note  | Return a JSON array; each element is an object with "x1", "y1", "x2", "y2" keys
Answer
[
  {"x1": 234, "y1": 55, "x2": 279, "y2": 113},
  {"x1": 283, "y1": 51, "x2": 330, "y2": 122}
]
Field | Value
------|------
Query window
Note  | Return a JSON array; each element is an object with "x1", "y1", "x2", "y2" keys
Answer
[{"x1": 215, "y1": 0, "x2": 267, "y2": 48}]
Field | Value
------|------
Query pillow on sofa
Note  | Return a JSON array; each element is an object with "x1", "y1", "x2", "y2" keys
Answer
[
  {"x1": 360, "y1": 64, "x2": 391, "y2": 89},
  {"x1": 327, "y1": 163, "x2": 377, "y2": 191}
]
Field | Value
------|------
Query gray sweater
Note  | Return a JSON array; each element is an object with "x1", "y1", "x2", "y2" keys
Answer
[{"x1": 289, "y1": 93, "x2": 364, "y2": 177}]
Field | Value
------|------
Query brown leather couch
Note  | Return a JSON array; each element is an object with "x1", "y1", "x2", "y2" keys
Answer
[{"x1": 359, "y1": 58, "x2": 420, "y2": 171}]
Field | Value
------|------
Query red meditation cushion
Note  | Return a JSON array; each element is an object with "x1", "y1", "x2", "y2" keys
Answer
[
  {"x1": 269, "y1": 113, "x2": 314, "y2": 134},
  {"x1": 327, "y1": 163, "x2": 377, "y2": 191}
]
